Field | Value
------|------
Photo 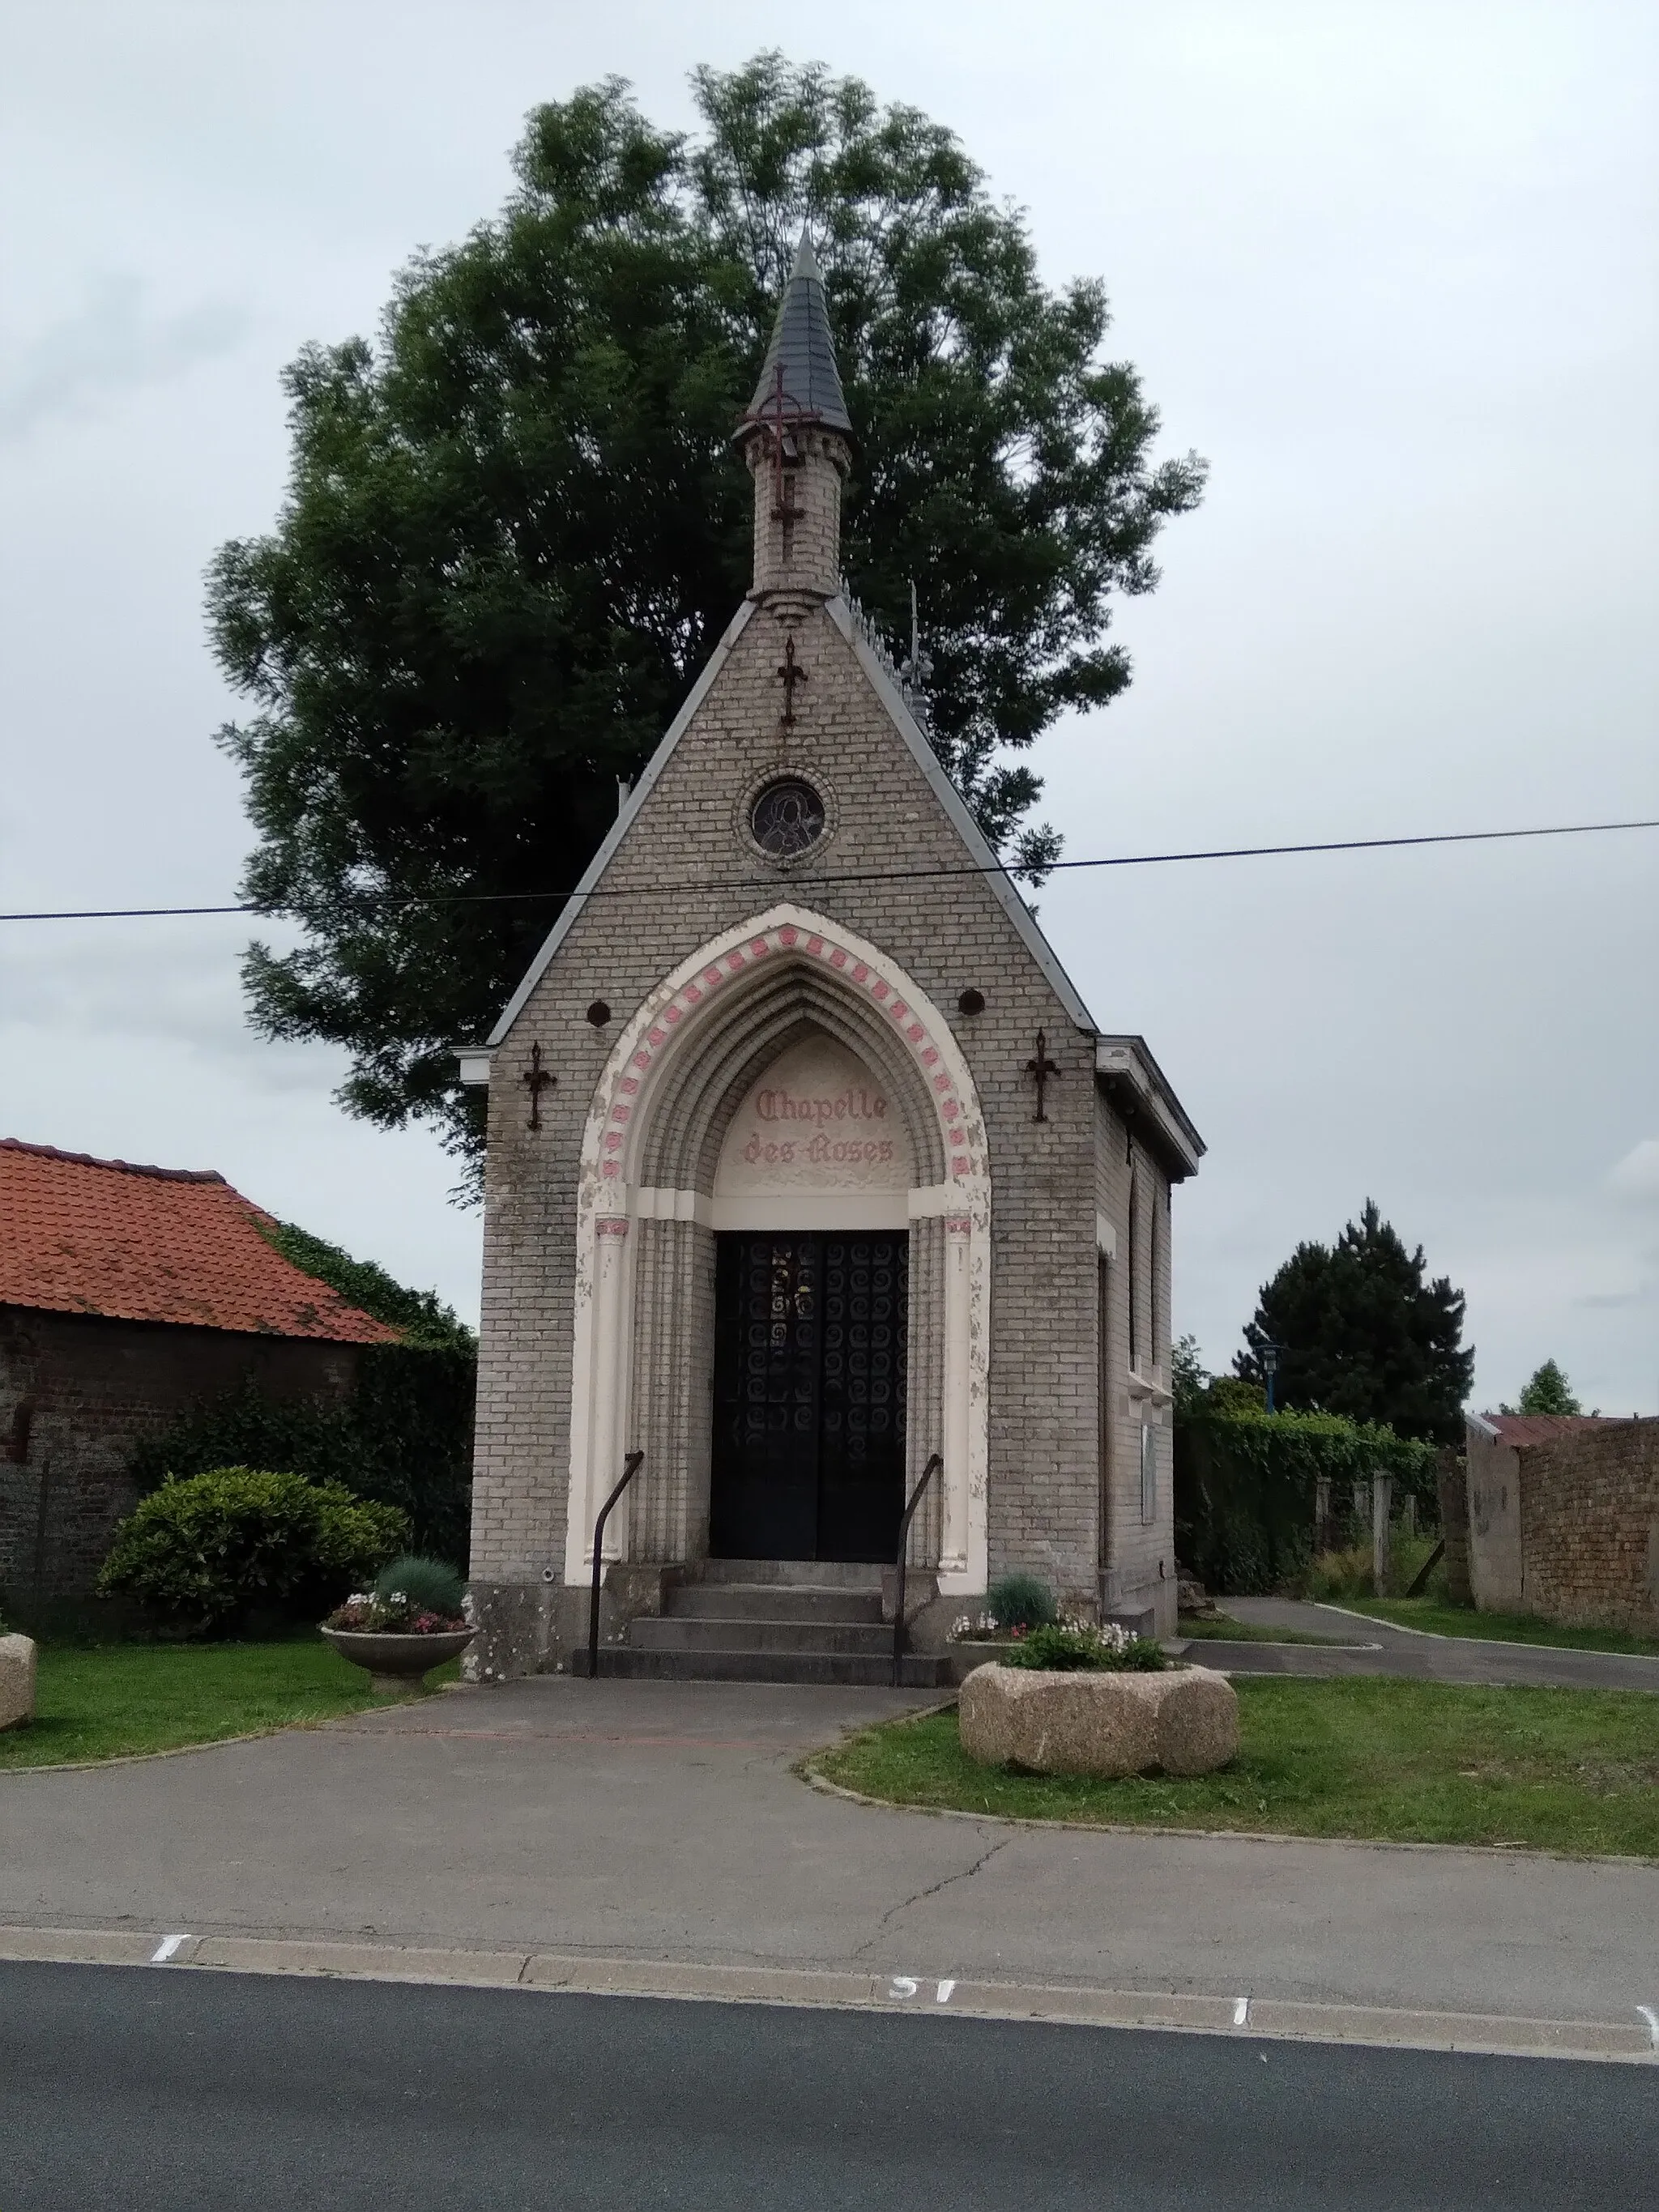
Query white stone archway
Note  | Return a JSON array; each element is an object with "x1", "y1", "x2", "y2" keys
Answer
[{"x1": 564, "y1": 903, "x2": 990, "y2": 1594}]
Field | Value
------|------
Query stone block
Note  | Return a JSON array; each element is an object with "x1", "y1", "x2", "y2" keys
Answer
[
  {"x1": 957, "y1": 1660, "x2": 1239, "y2": 1778},
  {"x1": 0, "y1": 1632, "x2": 37, "y2": 1731}
]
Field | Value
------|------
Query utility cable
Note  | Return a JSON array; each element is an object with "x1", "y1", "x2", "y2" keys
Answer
[{"x1": 1, "y1": 814, "x2": 1654, "y2": 924}]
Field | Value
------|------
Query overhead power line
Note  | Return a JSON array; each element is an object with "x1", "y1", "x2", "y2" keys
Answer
[{"x1": 1, "y1": 814, "x2": 1655, "y2": 925}]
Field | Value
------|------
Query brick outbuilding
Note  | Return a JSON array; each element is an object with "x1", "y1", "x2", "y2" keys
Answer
[
  {"x1": 458, "y1": 238, "x2": 1204, "y2": 1677},
  {"x1": 0, "y1": 1140, "x2": 400, "y2": 1603}
]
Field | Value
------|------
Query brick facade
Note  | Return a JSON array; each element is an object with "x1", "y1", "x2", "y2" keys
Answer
[
  {"x1": 0, "y1": 1307, "x2": 361, "y2": 1603},
  {"x1": 1467, "y1": 1416, "x2": 1657, "y2": 1633},
  {"x1": 462, "y1": 254, "x2": 1201, "y2": 1672}
]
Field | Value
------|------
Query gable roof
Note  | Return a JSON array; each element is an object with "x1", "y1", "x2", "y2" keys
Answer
[
  {"x1": 480, "y1": 593, "x2": 1098, "y2": 1050},
  {"x1": 0, "y1": 1139, "x2": 403, "y2": 1343},
  {"x1": 741, "y1": 232, "x2": 853, "y2": 437}
]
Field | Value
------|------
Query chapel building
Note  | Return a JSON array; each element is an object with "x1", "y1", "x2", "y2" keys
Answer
[{"x1": 460, "y1": 237, "x2": 1202, "y2": 1681}]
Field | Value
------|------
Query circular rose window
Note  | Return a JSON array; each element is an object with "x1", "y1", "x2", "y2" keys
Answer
[{"x1": 750, "y1": 777, "x2": 825, "y2": 859}]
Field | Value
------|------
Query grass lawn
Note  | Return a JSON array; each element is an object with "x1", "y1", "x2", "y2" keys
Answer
[
  {"x1": 1176, "y1": 1615, "x2": 1358, "y2": 1645},
  {"x1": 811, "y1": 1680, "x2": 1659, "y2": 1858},
  {"x1": 0, "y1": 1636, "x2": 459, "y2": 1771},
  {"x1": 1331, "y1": 1597, "x2": 1659, "y2": 1658}
]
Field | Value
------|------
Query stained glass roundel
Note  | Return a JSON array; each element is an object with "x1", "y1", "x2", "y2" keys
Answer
[{"x1": 750, "y1": 777, "x2": 825, "y2": 858}]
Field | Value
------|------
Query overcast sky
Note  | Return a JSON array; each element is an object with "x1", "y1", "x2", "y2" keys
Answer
[{"x1": 2, "y1": 2, "x2": 1654, "y2": 1412}]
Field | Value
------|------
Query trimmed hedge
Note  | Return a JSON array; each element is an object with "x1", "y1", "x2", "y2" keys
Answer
[
  {"x1": 98, "y1": 1467, "x2": 408, "y2": 1634},
  {"x1": 1175, "y1": 1409, "x2": 1439, "y2": 1596}
]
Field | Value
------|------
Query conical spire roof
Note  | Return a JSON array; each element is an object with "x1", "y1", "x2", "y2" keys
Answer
[{"x1": 743, "y1": 231, "x2": 853, "y2": 437}]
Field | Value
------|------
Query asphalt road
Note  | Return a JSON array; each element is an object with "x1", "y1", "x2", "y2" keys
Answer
[
  {"x1": 8, "y1": 1677, "x2": 1659, "y2": 2026},
  {"x1": 5, "y1": 1962, "x2": 1654, "y2": 2211},
  {"x1": 1184, "y1": 1599, "x2": 1659, "y2": 1691}
]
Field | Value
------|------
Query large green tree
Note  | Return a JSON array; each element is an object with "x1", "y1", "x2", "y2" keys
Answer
[
  {"x1": 208, "y1": 54, "x2": 1205, "y2": 1170},
  {"x1": 1235, "y1": 1201, "x2": 1474, "y2": 1444}
]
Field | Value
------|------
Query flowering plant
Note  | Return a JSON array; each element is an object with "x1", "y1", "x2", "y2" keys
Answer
[
  {"x1": 1000, "y1": 1621, "x2": 1166, "y2": 1673},
  {"x1": 324, "y1": 1590, "x2": 467, "y2": 1635},
  {"x1": 949, "y1": 1612, "x2": 1005, "y2": 1641},
  {"x1": 948, "y1": 1609, "x2": 1099, "y2": 1642}
]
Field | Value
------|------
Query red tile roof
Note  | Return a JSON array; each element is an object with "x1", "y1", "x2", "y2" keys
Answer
[
  {"x1": 0, "y1": 1140, "x2": 403, "y2": 1344},
  {"x1": 1478, "y1": 1413, "x2": 1627, "y2": 1448}
]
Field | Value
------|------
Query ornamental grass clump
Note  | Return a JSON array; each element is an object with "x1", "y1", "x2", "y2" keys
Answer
[
  {"x1": 373, "y1": 1554, "x2": 466, "y2": 1615},
  {"x1": 1000, "y1": 1622, "x2": 1167, "y2": 1673},
  {"x1": 985, "y1": 1574, "x2": 1057, "y2": 1633},
  {"x1": 326, "y1": 1557, "x2": 468, "y2": 1636}
]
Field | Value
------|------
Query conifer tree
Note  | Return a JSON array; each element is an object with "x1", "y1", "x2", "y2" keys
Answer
[
  {"x1": 1235, "y1": 1200, "x2": 1473, "y2": 1443},
  {"x1": 1501, "y1": 1359, "x2": 1583, "y2": 1417}
]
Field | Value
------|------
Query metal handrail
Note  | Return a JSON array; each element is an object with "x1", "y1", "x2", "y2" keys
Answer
[
  {"x1": 892, "y1": 1453, "x2": 944, "y2": 1687},
  {"x1": 586, "y1": 1450, "x2": 645, "y2": 1680}
]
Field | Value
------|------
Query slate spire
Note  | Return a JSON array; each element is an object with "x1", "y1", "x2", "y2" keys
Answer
[{"x1": 744, "y1": 230, "x2": 853, "y2": 437}]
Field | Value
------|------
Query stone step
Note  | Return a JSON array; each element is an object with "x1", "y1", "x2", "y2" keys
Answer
[
  {"x1": 667, "y1": 1584, "x2": 884, "y2": 1623},
  {"x1": 696, "y1": 1559, "x2": 885, "y2": 1590},
  {"x1": 631, "y1": 1615, "x2": 893, "y2": 1656},
  {"x1": 578, "y1": 1646, "x2": 949, "y2": 1688}
]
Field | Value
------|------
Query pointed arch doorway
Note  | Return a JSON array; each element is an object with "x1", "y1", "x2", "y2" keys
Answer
[
  {"x1": 708, "y1": 1034, "x2": 912, "y2": 1562},
  {"x1": 565, "y1": 904, "x2": 992, "y2": 1596}
]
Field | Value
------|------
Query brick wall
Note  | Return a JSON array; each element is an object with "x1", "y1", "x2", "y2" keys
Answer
[
  {"x1": 1518, "y1": 1421, "x2": 1658, "y2": 1634},
  {"x1": 0, "y1": 1307, "x2": 360, "y2": 1601},
  {"x1": 1094, "y1": 1090, "x2": 1177, "y2": 1634},
  {"x1": 471, "y1": 597, "x2": 1116, "y2": 1637}
]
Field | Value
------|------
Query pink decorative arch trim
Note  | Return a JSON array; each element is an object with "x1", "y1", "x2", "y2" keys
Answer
[{"x1": 593, "y1": 916, "x2": 983, "y2": 1187}]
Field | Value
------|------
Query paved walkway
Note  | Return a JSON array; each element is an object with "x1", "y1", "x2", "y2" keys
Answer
[
  {"x1": 1179, "y1": 1600, "x2": 1659, "y2": 1693},
  {"x1": 4, "y1": 1676, "x2": 1658, "y2": 2032}
]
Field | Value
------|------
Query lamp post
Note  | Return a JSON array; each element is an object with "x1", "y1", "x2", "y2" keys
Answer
[{"x1": 1260, "y1": 1341, "x2": 1282, "y2": 1415}]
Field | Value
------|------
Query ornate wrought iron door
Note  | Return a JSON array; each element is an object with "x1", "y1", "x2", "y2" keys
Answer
[{"x1": 710, "y1": 1232, "x2": 908, "y2": 1562}]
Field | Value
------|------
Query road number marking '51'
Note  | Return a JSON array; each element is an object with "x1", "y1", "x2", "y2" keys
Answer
[{"x1": 889, "y1": 1975, "x2": 955, "y2": 2003}]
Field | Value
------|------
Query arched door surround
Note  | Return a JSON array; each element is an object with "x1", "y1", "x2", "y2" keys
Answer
[{"x1": 563, "y1": 904, "x2": 990, "y2": 1594}]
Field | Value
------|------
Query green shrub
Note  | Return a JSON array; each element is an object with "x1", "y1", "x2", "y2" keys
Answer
[
  {"x1": 987, "y1": 1574, "x2": 1057, "y2": 1631},
  {"x1": 1001, "y1": 1622, "x2": 1166, "y2": 1672},
  {"x1": 372, "y1": 1554, "x2": 466, "y2": 1614},
  {"x1": 97, "y1": 1468, "x2": 407, "y2": 1634}
]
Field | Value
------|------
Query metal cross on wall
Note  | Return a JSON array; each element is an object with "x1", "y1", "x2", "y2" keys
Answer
[
  {"x1": 521, "y1": 1042, "x2": 555, "y2": 1132},
  {"x1": 1025, "y1": 1029, "x2": 1060, "y2": 1123},
  {"x1": 775, "y1": 634, "x2": 808, "y2": 728}
]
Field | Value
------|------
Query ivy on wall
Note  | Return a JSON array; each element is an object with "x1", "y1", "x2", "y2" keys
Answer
[{"x1": 1175, "y1": 1408, "x2": 1439, "y2": 1596}]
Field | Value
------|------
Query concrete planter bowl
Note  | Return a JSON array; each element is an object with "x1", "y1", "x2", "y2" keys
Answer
[
  {"x1": 958, "y1": 1660, "x2": 1239, "y2": 1779},
  {"x1": 320, "y1": 1626, "x2": 474, "y2": 1696}
]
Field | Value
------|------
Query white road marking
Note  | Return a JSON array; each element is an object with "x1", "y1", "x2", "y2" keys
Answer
[
  {"x1": 1233, "y1": 1997, "x2": 1251, "y2": 2027},
  {"x1": 1637, "y1": 2005, "x2": 1659, "y2": 2050},
  {"x1": 151, "y1": 1934, "x2": 189, "y2": 1964},
  {"x1": 936, "y1": 1980, "x2": 956, "y2": 2003},
  {"x1": 889, "y1": 1975, "x2": 919, "y2": 2000}
]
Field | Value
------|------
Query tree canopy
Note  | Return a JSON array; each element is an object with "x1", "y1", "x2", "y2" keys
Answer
[
  {"x1": 1501, "y1": 1359, "x2": 1584, "y2": 1417},
  {"x1": 207, "y1": 53, "x2": 1205, "y2": 1170},
  {"x1": 1235, "y1": 1200, "x2": 1474, "y2": 1444}
]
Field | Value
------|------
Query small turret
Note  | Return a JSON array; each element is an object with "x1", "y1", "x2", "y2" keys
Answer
[{"x1": 736, "y1": 232, "x2": 853, "y2": 603}]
